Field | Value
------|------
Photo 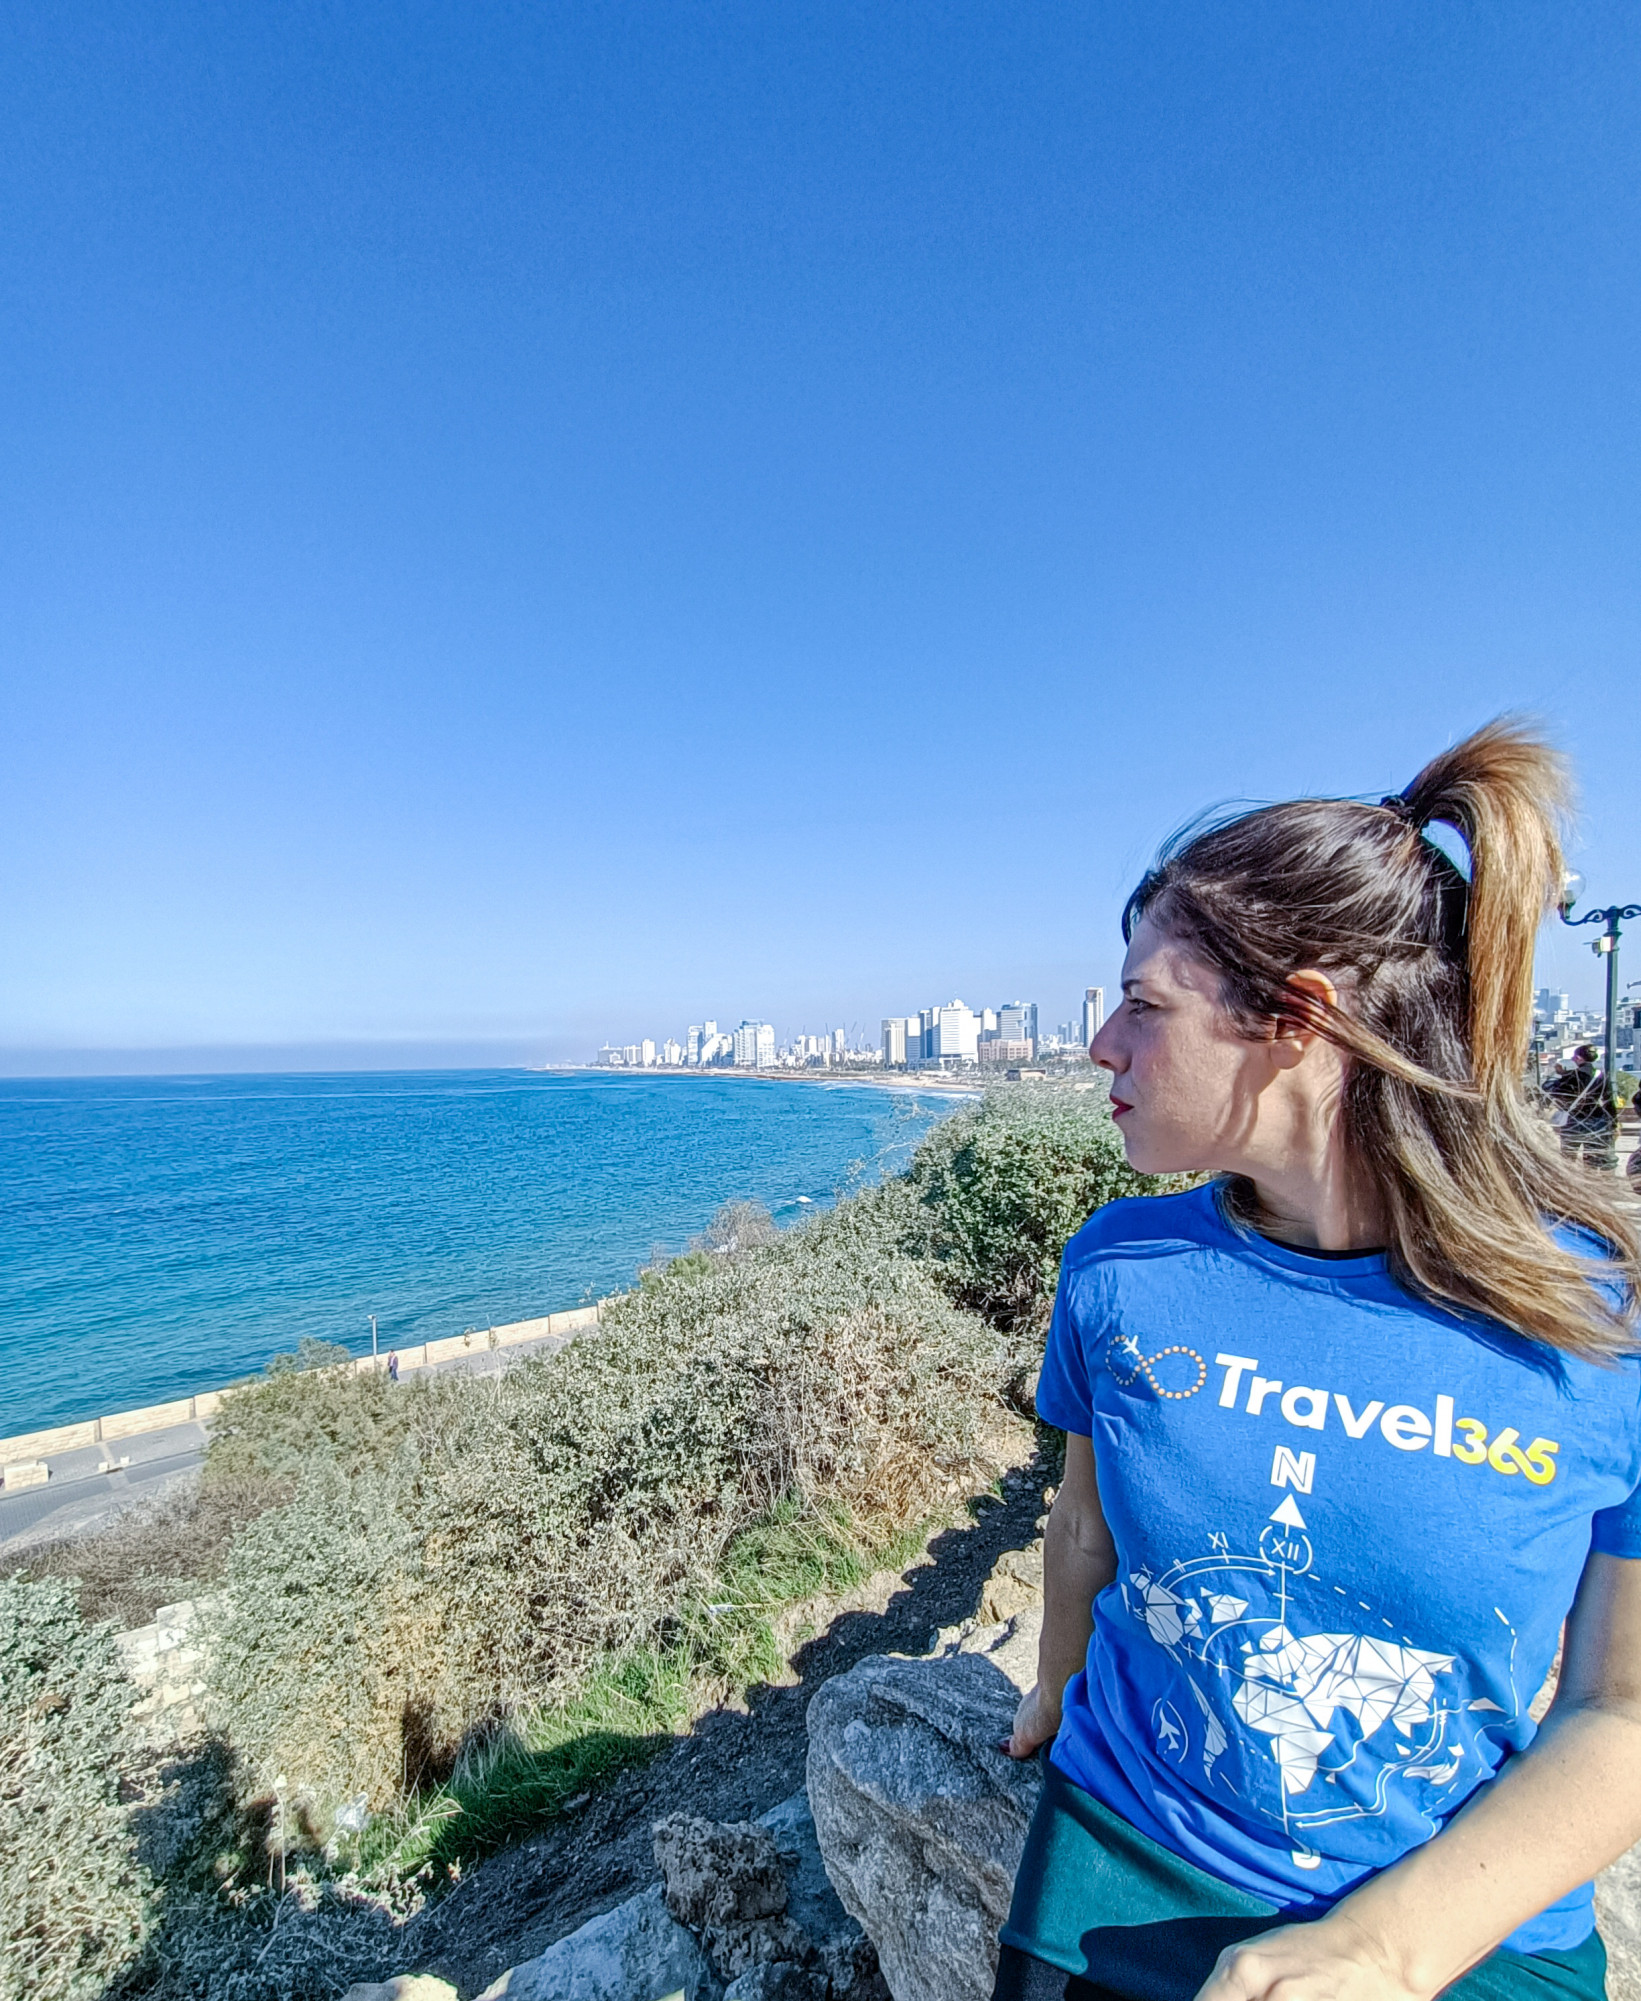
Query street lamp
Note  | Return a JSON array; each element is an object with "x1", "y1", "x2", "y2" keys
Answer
[{"x1": 1556, "y1": 873, "x2": 1641, "y2": 1099}]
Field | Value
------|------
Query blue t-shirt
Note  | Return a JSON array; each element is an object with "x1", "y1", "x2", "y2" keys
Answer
[{"x1": 1035, "y1": 1183, "x2": 1641, "y2": 1956}]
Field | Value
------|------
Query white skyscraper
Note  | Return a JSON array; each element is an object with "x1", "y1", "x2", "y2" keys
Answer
[
  {"x1": 1082, "y1": 987, "x2": 1104, "y2": 1048},
  {"x1": 882, "y1": 1017, "x2": 907, "y2": 1067},
  {"x1": 932, "y1": 1000, "x2": 979, "y2": 1065}
]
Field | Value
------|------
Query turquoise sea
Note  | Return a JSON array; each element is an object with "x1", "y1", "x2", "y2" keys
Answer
[{"x1": 0, "y1": 1070, "x2": 961, "y2": 1436}]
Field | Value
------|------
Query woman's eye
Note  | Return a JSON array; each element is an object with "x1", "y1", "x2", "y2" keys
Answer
[{"x1": 1126, "y1": 998, "x2": 1152, "y2": 1016}]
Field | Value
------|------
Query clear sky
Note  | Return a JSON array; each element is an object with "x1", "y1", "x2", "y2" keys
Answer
[{"x1": 3, "y1": 3, "x2": 1638, "y2": 1072}]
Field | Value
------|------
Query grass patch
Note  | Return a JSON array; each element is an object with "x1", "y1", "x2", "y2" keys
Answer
[{"x1": 357, "y1": 1490, "x2": 965, "y2": 1881}]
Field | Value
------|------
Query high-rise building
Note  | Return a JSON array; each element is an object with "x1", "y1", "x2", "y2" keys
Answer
[
  {"x1": 931, "y1": 1000, "x2": 979, "y2": 1065},
  {"x1": 662, "y1": 1038, "x2": 683, "y2": 1066},
  {"x1": 640, "y1": 1039, "x2": 657, "y2": 1067},
  {"x1": 733, "y1": 1020, "x2": 775, "y2": 1068},
  {"x1": 686, "y1": 1025, "x2": 703, "y2": 1065},
  {"x1": 832, "y1": 1027, "x2": 847, "y2": 1059},
  {"x1": 998, "y1": 1002, "x2": 1037, "y2": 1051},
  {"x1": 1082, "y1": 987, "x2": 1105, "y2": 1048},
  {"x1": 882, "y1": 1017, "x2": 907, "y2": 1067}
]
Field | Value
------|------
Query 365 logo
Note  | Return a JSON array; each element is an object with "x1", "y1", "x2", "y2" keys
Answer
[{"x1": 1451, "y1": 1421, "x2": 1559, "y2": 1486}]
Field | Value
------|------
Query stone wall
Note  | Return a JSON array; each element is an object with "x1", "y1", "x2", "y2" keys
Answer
[{"x1": 115, "y1": 1598, "x2": 212, "y2": 1745}]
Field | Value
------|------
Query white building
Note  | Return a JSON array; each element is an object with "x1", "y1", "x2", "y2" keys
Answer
[
  {"x1": 662, "y1": 1038, "x2": 683, "y2": 1066},
  {"x1": 882, "y1": 1017, "x2": 907, "y2": 1067},
  {"x1": 732, "y1": 1020, "x2": 775, "y2": 1068},
  {"x1": 1082, "y1": 988, "x2": 1104, "y2": 1048}
]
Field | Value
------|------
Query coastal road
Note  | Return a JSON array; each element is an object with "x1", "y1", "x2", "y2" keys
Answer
[{"x1": 0, "y1": 1331, "x2": 568, "y2": 1558}]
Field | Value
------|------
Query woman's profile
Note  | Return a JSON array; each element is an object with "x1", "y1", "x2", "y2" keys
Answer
[{"x1": 998, "y1": 719, "x2": 1641, "y2": 2001}]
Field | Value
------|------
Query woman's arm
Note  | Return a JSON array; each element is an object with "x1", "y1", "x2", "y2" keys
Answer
[
  {"x1": 1008, "y1": 1432, "x2": 1118, "y2": 1757},
  {"x1": 1199, "y1": 1550, "x2": 1641, "y2": 2001}
]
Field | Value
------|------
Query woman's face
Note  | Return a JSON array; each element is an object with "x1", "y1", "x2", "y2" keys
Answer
[{"x1": 1089, "y1": 914, "x2": 1290, "y2": 1177}]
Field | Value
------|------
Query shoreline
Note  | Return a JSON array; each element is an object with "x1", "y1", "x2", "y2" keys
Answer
[{"x1": 537, "y1": 1064, "x2": 984, "y2": 1095}]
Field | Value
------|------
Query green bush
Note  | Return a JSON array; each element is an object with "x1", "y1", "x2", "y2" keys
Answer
[
  {"x1": 204, "y1": 1194, "x2": 1015, "y2": 1815},
  {"x1": 0, "y1": 1576, "x2": 152, "y2": 2001},
  {"x1": 205, "y1": 1366, "x2": 431, "y2": 1488},
  {"x1": 905, "y1": 1081, "x2": 1184, "y2": 1331}
]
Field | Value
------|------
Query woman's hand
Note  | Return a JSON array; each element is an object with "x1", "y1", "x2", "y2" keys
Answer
[
  {"x1": 1006, "y1": 1680, "x2": 1061, "y2": 1759},
  {"x1": 1195, "y1": 1917, "x2": 1423, "y2": 2001}
]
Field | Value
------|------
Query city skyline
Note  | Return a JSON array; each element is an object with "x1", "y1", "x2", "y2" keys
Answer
[{"x1": 597, "y1": 989, "x2": 1104, "y2": 1073}]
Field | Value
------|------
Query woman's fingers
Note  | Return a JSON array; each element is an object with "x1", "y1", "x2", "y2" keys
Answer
[{"x1": 1006, "y1": 1684, "x2": 1056, "y2": 1758}]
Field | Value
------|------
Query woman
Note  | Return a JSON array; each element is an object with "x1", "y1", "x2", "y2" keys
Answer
[{"x1": 999, "y1": 721, "x2": 1641, "y2": 2001}]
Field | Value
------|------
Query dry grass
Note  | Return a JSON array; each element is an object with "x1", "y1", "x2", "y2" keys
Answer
[{"x1": 0, "y1": 1477, "x2": 286, "y2": 1631}]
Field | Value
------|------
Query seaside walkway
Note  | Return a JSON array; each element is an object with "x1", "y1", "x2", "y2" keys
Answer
[{"x1": 0, "y1": 1305, "x2": 600, "y2": 1556}]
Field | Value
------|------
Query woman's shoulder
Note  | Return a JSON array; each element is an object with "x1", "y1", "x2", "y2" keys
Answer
[{"x1": 1061, "y1": 1183, "x2": 1218, "y2": 1274}]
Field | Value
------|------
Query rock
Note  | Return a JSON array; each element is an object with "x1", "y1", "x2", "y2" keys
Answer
[
  {"x1": 653, "y1": 1794, "x2": 885, "y2": 2000},
  {"x1": 340, "y1": 1980, "x2": 459, "y2": 2001},
  {"x1": 472, "y1": 1885, "x2": 720, "y2": 2001},
  {"x1": 114, "y1": 1598, "x2": 214, "y2": 1745},
  {"x1": 977, "y1": 1544, "x2": 1043, "y2": 1626},
  {"x1": 756, "y1": 1793, "x2": 888, "y2": 2001},
  {"x1": 806, "y1": 1652, "x2": 1043, "y2": 2001},
  {"x1": 654, "y1": 1813, "x2": 800, "y2": 1973},
  {"x1": 1599, "y1": 1843, "x2": 1641, "y2": 2001}
]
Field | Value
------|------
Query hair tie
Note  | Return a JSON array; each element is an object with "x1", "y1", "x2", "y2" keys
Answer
[{"x1": 1379, "y1": 793, "x2": 1418, "y2": 824}]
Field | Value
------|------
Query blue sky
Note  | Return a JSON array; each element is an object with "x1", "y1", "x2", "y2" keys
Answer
[{"x1": 3, "y1": 3, "x2": 1638, "y2": 1071}]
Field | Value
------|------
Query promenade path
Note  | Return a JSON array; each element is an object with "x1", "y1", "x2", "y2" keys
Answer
[{"x1": 0, "y1": 1314, "x2": 588, "y2": 1557}]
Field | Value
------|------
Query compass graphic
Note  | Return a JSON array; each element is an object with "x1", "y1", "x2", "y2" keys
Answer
[{"x1": 1121, "y1": 1487, "x2": 1490, "y2": 1857}]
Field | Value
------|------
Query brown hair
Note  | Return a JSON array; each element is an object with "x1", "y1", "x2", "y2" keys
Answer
[{"x1": 1124, "y1": 717, "x2": 1638, "y2": 1360}]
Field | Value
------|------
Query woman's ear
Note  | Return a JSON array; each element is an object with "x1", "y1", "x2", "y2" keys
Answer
[{"x1": 1269, "y1": 969, "x2": 1339, "y2": 1070}]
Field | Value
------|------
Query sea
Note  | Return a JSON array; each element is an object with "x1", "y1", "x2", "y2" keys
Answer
[{"x1": 0, "y1": 1069, "x2": 964, "y2": 1437}]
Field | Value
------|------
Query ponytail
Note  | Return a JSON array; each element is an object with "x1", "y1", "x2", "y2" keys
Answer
[{"x1": 1125, "y1": 718, "x2": 1638, "y2": 1361}]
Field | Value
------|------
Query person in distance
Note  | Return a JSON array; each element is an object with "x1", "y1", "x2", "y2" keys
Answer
[
  {"x1": 997, "y1": 720, "x2": 1641, "y2": 2001},
  {"x1": 1545, "y1": 1044, "x2": 1619, "y2": 1173}
]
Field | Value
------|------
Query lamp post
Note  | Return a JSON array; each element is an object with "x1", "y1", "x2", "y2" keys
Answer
[
  {"x1": 369, "y1": 1314, "x2": 378, "y2": 1361},
  {"x1": 1556, "y1": 873, "x2": 1641, "y2": 1100}
]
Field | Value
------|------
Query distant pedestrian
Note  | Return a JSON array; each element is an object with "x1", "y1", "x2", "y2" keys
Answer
[
  {"x1": 386, "y1": 1350, "x2": 399, "y2": 1384},
  {"x1": 1546, "y1": 1043, "x2": 1618, "y2": 1170}
]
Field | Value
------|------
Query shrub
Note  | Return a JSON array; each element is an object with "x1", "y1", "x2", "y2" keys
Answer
[
  {"x1": 204, "y1": 1197, "x2": 1016, "y2": 1816},
  {"x1": 206, "y1": 1366, "x2": 432, "y2": 1487},
  {"x1": 0, "y1": 1477, "x2": 283, "y2": 1630},
  {"x1": 905, "y1": 1081, "x2": 1183, "y2": 1332},
  {"x1": 0, "y1": 1576, "x2": 152, "y2": 2001}
]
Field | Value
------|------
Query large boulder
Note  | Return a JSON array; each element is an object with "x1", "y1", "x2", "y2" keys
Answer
[
  {"x1": 805, "y1": 1649, "x2": 1043, "y2": 2001},
  {"x1": 473, "y1": 1884, "x2": 719, "y2": 2001}
]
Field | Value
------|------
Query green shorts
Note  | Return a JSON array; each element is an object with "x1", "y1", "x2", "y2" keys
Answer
[{"x1": 995, "y1": 1758, "x2": 1606, "y2": 2001}]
